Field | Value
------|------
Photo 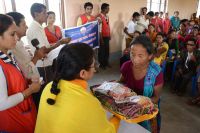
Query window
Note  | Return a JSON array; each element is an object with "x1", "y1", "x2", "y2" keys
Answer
[
  {"x1": 15, "y1": 0, "x2": 44, "y2": 45},
  {"x1": 147, "y1": 0, "x2": 168, "y2": 13},
  {"x1": 0, "y1": 0, "x2": 5, "y2": 13},
  {"x1": 1, "y1": 0, "x2": 63, "y2": 27},
  {"x1": 4, "y1": 0, "x2": 13, "y2": 13},
  {"x1": 15, "y1": 0, "x2": 44, "y2": 26},
  {"x1": 197, "y1": 0, "x2": 200, "y2": 17},
  {"x1": 48, "y1": 0, "x2": 61, "y2": 27},
  {"x1": 0, "y1": 0, "x2": 64, "y2": 45}
]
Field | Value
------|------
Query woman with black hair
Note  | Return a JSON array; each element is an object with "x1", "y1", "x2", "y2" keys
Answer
[
  {"x1": 153, "y1": 32, "x2": 169, "y2": 65},
  {"x1": 119, "y1": 35, "x2": 163, "y2": 132},
  {"x1": 177, "y1": 23, "x2": 187, "y2": 50},
  {"x1": 35, "y1": 43, "x2": 117, "y2": 133},
  {"x1": 0, "y1": 14, "x2": 41, "y2": 133},
  {"x1": 165, "y1": 30, "x2": 179, "y2": 57},
  {"x1": 145, "y1": 24, "x2": 157, "y2": 43},
  {"x1": 45, "y1": 11, "x2": 62, "y2": 45}
]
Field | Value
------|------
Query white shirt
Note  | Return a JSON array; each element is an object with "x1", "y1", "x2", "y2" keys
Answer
[
  {"x1": 0, "y1": 66, "x2": 24, "y2": 111},
  {"x1": 135, "y1": 16, "x2": 149, "y2": 33},
  {"x1": 26, "y1": 20, "x2": 52, "y2": 67},
  {"x1": 185, "y1": 52, "x2": 193, "y2": 68},
  {"x1": 12, "y1": 40, "x2": 40, "y2": 79},
  {"x1": 125, "y1": 20, "x2": 137, "y2": 38}
]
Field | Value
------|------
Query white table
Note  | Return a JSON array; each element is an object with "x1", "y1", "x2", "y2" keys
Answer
[{"x1": 107, "y1": 112, "x2": 150, "y2": 133}]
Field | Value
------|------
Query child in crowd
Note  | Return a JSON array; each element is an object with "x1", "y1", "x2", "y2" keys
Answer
[
  {"x1": 124, "y1": 12, "x2": 140, "y2": 48},
  {"x1": 177, "y1": 23, "x2": 187, "y2": 50},
  {"x1": 153, "y1": 33, "x2": 169, "y2": 65},
  {"x1": 165, "y1": 29, "x2": 179, "y2": 57},
  {"x1": 145, "y1": 24, "x2": 157, "y2": 43}
]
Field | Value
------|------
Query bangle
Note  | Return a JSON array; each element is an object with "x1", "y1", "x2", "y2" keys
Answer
[{"x1": 22, "y1": 92, "x2": 26, "y2": 99}]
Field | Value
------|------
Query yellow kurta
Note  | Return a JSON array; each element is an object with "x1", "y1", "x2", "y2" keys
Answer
[
  {"x1": 154, "y1": 42, "x2": 169, "y2": 65},
  {"x1": 35, "y1": 79, "x2": 116, "y2": 133}
]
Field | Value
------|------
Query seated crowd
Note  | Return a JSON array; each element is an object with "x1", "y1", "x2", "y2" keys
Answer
[{"x1": 123, "y1": 9, "x2": 200, "y2": 108}]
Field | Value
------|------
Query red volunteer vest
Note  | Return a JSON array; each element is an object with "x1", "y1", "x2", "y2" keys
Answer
[
  {"x1": 98, "y1": 14, "x2": 110, "y2": 37},
  {"x1": 80, "y1": 14, "x2": 95, "y2": 25},
  {"x1": 44, "y1": 26, "x2": 62, "y2": 44},
  {"x1": 0, "y1": 59, "x2": 37, "y2": 133}
]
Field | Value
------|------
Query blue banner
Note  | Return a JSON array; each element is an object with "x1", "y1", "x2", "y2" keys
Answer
[{"x1": 63, "y1": 21, "x2": 99, "y2": 48}]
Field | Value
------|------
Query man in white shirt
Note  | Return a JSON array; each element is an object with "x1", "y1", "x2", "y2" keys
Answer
[
  {"x1": 27, "y1": 3, "x2": 52, "y2": 68},
  {"x1": 124, "y1": 12, "x2": 140, "y2": 48},
  {"x1": 27, "y1": 3, "x2": 70, "y2": 72},
  {"x1": 26, "y1": 3, "x2": 64, "y2": 108},
  {"x1": 135, "y1": 11, "x2": 154, "y2": 34}
]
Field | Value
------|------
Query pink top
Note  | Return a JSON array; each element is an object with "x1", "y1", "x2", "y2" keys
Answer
[{"x1": 120, "y1": 60, "x2": 163, "y2": 95}]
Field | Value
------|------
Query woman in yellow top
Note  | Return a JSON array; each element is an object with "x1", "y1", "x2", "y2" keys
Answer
[
  {"x1": 35, "y1": 43, "x2": 118, "y2": 133},
  {"x1": 153, "y1": 32, "x2": 169, "y2": 65}
]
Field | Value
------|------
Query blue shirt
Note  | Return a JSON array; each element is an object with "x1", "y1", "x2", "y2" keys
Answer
[{"x1": 170, "y1": 16, "x2": 180, "y2": 30}]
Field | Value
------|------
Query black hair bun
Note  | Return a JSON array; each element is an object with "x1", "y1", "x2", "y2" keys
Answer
[
  {"x1": 47, "y1": 98, "x2": 56, "y2": 105},
  {"x1": 51, "y1": 88, "x2": 61, "y2": 95}
]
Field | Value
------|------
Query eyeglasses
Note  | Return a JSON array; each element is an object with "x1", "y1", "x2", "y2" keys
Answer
[{"x1": 187, "y1": 43, "x2": 195, "y2": 46}]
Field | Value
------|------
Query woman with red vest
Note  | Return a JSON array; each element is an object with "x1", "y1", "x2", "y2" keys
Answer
[
  {"x1": 0, "y1": 14, "x2": 41, "y2": 133},
  {"x1": 77, "y1": 2, "x2": 95, "y2": 26},
  {"x1": 97, "y1": 3, "x2": 111, "y2": 70},
  {"x1": 44, "y1": 11, "x2": 62, "y2": 45},
  {"x1": 162, "y1": 13, "x2": 171, "y2": 36},
  {"x1": 151, "y1": 12, "x2": 162, "y2": 33}
]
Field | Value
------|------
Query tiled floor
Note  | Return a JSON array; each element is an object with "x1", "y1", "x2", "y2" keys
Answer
[{"x1": 88, "y1": 52, "x2": 200, "y2": 133}]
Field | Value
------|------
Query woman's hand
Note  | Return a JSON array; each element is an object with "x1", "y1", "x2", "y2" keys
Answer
[
  {"x1": 59, "y1": 37, "x2": 71, "y2": 44},
  {"x1": 29, "y1": 82, "x2": 41, "y2": 93},
  {"x1": 22, "y1": 81, "x2": 41, "y2": 99},
  {"x1": 151, "y1": 83, "x2": 163, "y2": 104},
  {"x1": 31, "y1": 46, "x2": 47, "y2": 64},
  {"x1": 35, "y1": 47, "x2": 47, "y2": 59}
]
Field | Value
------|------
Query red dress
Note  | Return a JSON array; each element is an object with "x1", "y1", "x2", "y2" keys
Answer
[
  {"x1": 44, "y1": 26, "x2": 62, "y2": 45},
  {"x1": 151, "y1": 17, "x2": 162, "y2": 32},
  {"x1": 80, "y1": 14, "x2": 95, "y2": 25},
  {"x1": 0, "y1": 59, "x2": 37, "y2": 133},
  {"x1": 162, "y1": 18, "x2": 171, "y2": 35}
]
